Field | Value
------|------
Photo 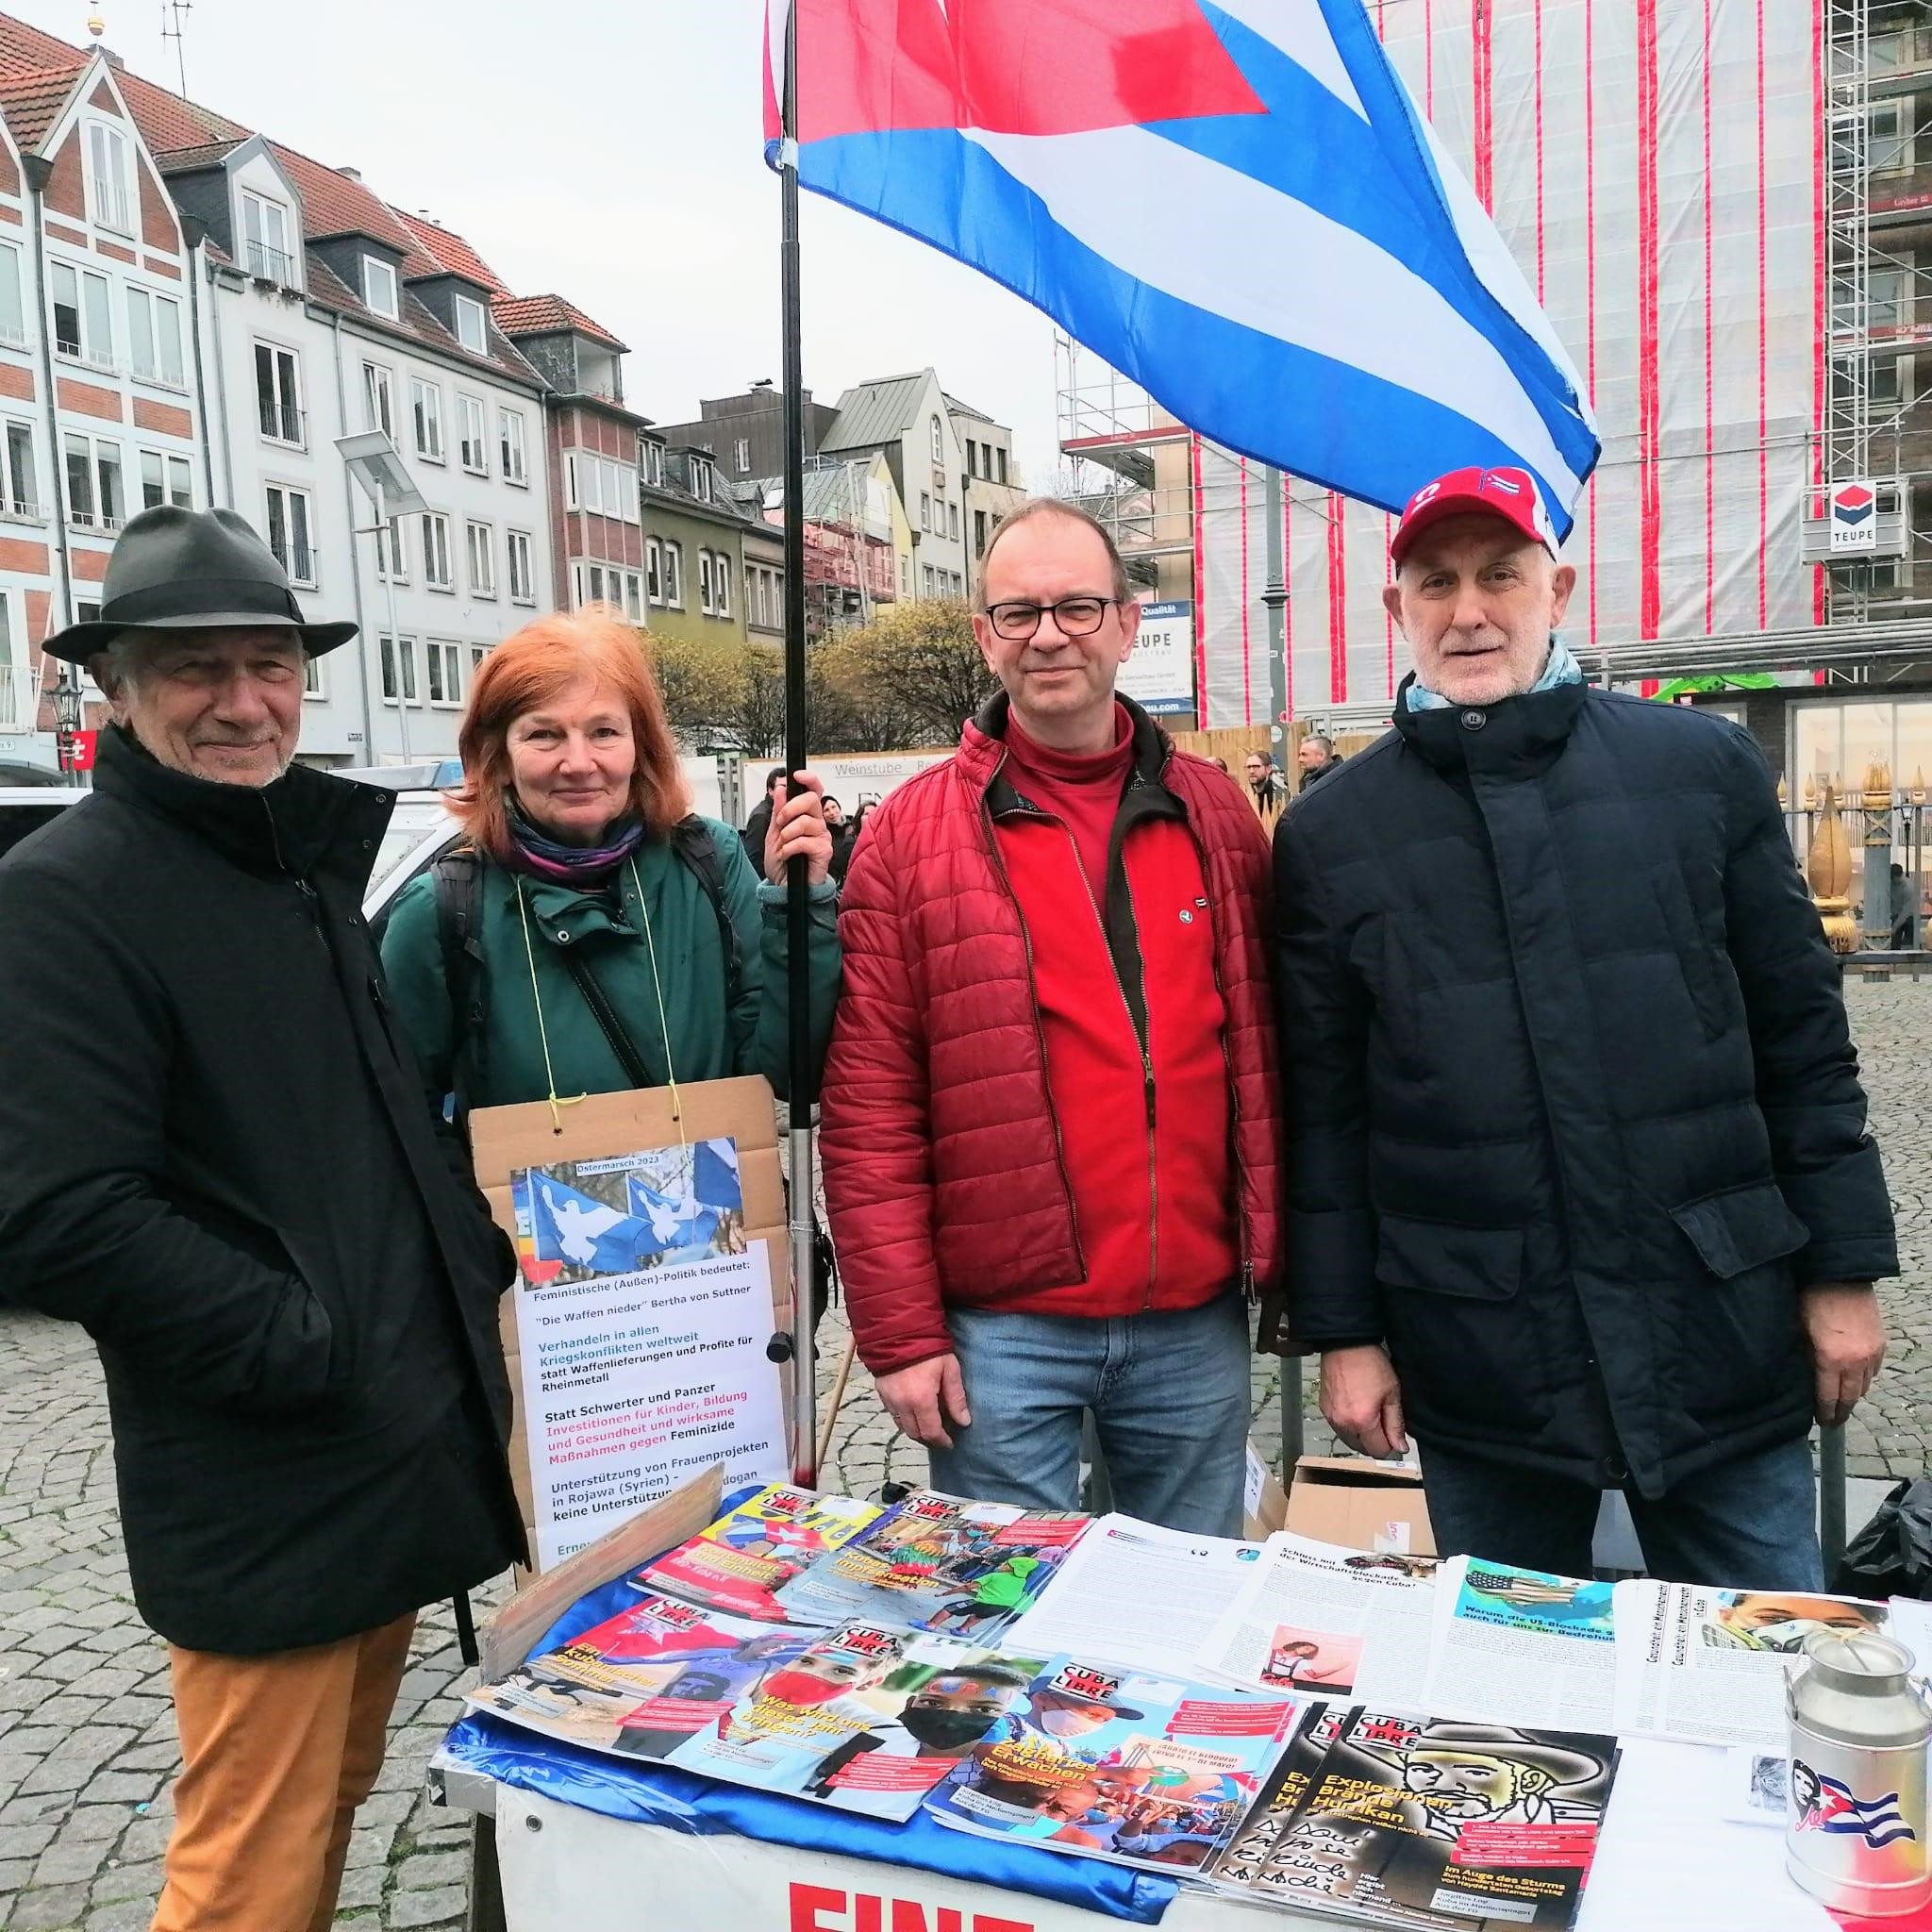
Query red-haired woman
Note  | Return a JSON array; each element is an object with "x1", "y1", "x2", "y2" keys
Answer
[{"x1": 379, "y1": 609, "x2": 838, "y2": 1115}]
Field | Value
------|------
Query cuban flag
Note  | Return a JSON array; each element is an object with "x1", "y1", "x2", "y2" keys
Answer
[
  {"x1": 764, "y1": 0, "x2": 1598, "y2": 535},
  {"x1": 1807, "y1": 1774, "x2": 1917, "y2": 1850}
]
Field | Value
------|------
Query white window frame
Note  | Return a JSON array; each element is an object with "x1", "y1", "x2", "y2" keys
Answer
[
  {"x1": 457, "y1": 392, "x2": 487, "y2": 473},
  {"x1": 263, "y1": 481, "x2": 315, "y2": 587},
  {"x1": 948, "y1": 501, "x2": 959, "y2": 542},
  {"x1": 641, "y1": 441, "x2": 663, "y2": 488},
  {"x1": 379, "y1": 632, "x2": 419, "y2": 706},
  {"x1": 1, "y1": 417, "x2": 40, "y2": 519},
  {"x1": 662, "y1": 540, "x2": 684, "y2": 608},
  {"x1": 698, "y1": 548, "x2": 715, "y2": 616},
  {"x1": 466, "y1": 518, "x2": 496, "y2": 598},
  {"x1": 622, "y1": 568, "x2": 643, "y2": 623},
  {"x1": 256, "y1": 341, "x2": 303, "y2": 446},
  {"x1": 362, "y1": 255, "x2": 400, "y2": 319},
  {"x1": 362, "y1": 360, "x2": 395, "y2": 439},
  {"x1": 241, "y1": 192, "x2": 294, "y2": 284},
  {"x1": 63, "y1": 430, "x2": 123, "y2": 530},
  {"x1": 137, "y1": 447, "x2": 192, "y2": 511},
  {"x1": 499, "y1": 408, "x2": 528, "y2": 485},
  {"x1": 0, "y1": 242, "x2": 25, "y2": 348},
  {"x1": 85, "y1": 120, "x2": 133, "y2": 235},
  {"x1": 125, "y1": 285, "x2": 185, "y2": 387},
  {"x1": 303, "y1": 651, "x2": 325, "y2": 699},
  {"x1": 425, "y1": 638, "x2": 464, "y2": 708},
  {"x1": 50, "y1": 260, "x2": 113, "y2": 370},
  {"x1": 571, "y1": 559, "x2": 606, "y2": 608},
  {"x1": 507, "y1": 527, "x2": 535, "y2": 603},
  {"x1": 713, "y1": 551, "x2": 731, "y2": 619},
  {"x1": 929, "y1": 413, "x2": 943, "y2": 463},
  {"x1": 452, "y1": 293, "x2": 487, "y2": 355},
  {"x1": 169, "y1": 458, "x2": 194, "y2": 511},
  {"x1": 919, "y1": 491, "x2": 931, "y2": 531},
  {"x1": 646, "y1": 536, "x2": 663, "y2": 605},
  {"x1": 689, "y1": 455, "x2": 713, "y2": 504},
  {"x1": 410, "y1": 377, "x2": 444, "y2": 462},
  {"x1": 735, "y1": 436, "x2": 751, "y2": 475},
  {"x1": 422, "y1": 510, "x2": 454, "y2": 591},
  {"x1": 376, "y1": 511, "x2": 408, "y2": 584}
]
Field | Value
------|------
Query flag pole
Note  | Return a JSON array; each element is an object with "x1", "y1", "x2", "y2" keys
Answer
[{"x1": 779, "y1": 0, "x2": 820, "y2": 1488}]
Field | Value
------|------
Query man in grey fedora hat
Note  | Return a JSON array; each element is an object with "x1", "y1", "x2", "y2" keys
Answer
[{"x1": 0, "y1": 507, "x2": 525, "y2": 1930}]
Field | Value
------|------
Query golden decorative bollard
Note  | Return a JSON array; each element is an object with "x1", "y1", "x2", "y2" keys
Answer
[{"x1": 1809, "y1": 784, "x2": 1861, "y2": 956}]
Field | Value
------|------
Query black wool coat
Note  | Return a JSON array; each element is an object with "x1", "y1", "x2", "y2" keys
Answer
[
  {"x1": 1272, "y1": 677, "x2": 1897, "y2": 1497},
  {"x1": 0, "y1": 727, "x2": 525, "y2": 1653}
]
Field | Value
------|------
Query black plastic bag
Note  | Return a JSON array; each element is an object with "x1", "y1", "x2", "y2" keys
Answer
[{"x1": 1831, "y1": 1477, "x2": 1932, "y2": 1600}]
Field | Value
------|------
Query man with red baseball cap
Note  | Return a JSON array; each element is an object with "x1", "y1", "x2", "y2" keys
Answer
[{"x1": 1266, "y1": 465, "x2": 1893, "y2": 1590}]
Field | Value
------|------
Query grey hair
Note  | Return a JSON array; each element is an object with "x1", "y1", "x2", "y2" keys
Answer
[
  {"x1": 975, "y1": 498, "x2": 1133, "y2": 608},
  {"x1": 1304, "y1": 733, "x2": 1336, "y2": 756},
  {"x1": 91, "y1": 632, "x2": 152, "y2": 702}
]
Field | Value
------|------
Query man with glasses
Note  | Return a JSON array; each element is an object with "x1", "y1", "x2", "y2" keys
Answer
[{"x1": 821, "y1": 500, "x2": 1283, "y2": 1535}]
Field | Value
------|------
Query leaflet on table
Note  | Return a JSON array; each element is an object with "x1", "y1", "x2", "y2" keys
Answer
[
  {"x1": 1005, "y1": 1515, "x2": 1269, "y2": 1676},
  {"x1": 628, "y1": 1483, "x2": 884, "y2": 1623},
  {"x1": 922, "y1": 1655, "x2": 1305, "y2": 1874},
  {"x1": 1420, "y1": 1559, "x2": 1618, "y2": 1733},
  {"x1": 772, "y1": 1489, "x2": 1089, "y2": 1640},
  {"x1": 469, "y1": 1593, "x2": 1044, "y2": 1822},
  {"x1": 1210, "y1": 1704, "x2": 1619, "y2": 1930},
  {"x1": 1198, "y1": 1531, "x2": 1440, "y2": 1705},
  {"x1": 1610, "y1": 1580, "x2": 1899, "y2": 1750}
]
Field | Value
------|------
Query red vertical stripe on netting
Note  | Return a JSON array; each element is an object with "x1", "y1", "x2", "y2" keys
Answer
[
  {"x1": 1585, "y1": 0, "x2": 1599, "y2": 647},
  {"x1": 1327, "y1": 494, "x2": 1348, "y2": 707},
  {"x1": 1810, "y1": 0, "x2": 1828, "y2": 625},
  {"x1": 1702, "y1": 0, "x2": 1716, "y2": 633},
  {"x1": 1191, "y1": 434, "x2": 1208, "y2": 727},
  {"x1": 1534, "y1": 0, "x2": 1546, "y2": 301},
  {"x1": 1757, "y1": 0, "x2": 1769, "y2": 628},
  {"x1": 1473, "y1": 0, "x2": 1494, "y2": 213},
  {"x1": 1424, "y1": 0, "x2": 1435, "y2": 115},
  {"x1": 1239, "y1": 456, "x2": 1253, "y2": 724},
  {"x1": 1283, "y1": 490, "x2": 1295, "y2": 722},
  {"x1": 1637, "y1": 0, "x2": 1662, "y2": 639}
]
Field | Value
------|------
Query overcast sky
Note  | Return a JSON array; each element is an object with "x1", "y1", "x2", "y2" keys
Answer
[{"x1": 19, "y1": 0, "x2": 1066, "y2": 483}]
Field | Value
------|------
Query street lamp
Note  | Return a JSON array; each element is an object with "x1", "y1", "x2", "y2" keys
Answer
[
  {"x1": 51, "y1": 658, "x2": 84, "y2": 789},
  {"x1": 335, "y1": 430, "x2": 428, "y2": 765}
]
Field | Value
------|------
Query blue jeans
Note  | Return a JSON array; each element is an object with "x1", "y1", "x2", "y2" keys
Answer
[
  {"x1": 1421, "y1": 1435, "x2": 1824, "y2": 1588},
  {"x1": 926, "y1": 1298, "x2": 1251, "y2": 1537}
]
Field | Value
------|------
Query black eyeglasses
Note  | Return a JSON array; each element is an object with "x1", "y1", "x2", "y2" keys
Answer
[{"x1": 985, "y1": 595, "x2": 1121, "y2": 641}]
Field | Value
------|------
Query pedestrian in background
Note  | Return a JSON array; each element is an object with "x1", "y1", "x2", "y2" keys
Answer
[
  {"x1": 380, "y1": 609, "x2": 839, "y2": 1116},
  {"x1": 823, "y1": 500, "x2": 1283, "y2": 1536},
  {"x1": 824, "y1": 793, "x2": 856, "y2": 884},
  {"x1": 1295, "y1": 733, "x2": 1343, "y2": 790},
  {"x1": 741, "y1": 763, "x2": 785, "y2": 867},
  {"x1": 1243, "y1": 750, "x2": 1287, "y2": 811},
  {"x1": 0, "y1": 508, "x2": 526, "y2": 1932},
  {"x1": 1273, "y1": 466, "x2": 1895, "y2": 1589}
]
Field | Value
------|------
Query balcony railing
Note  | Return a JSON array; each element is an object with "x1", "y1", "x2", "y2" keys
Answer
[
  {"x1": 258, "y1": 395, "x2": 306, "y2": 445},
  {"x1": 0, "y1": 498, "x2": 47, "y2": 525},
  {"x1": 244, "y1": 240, "x2": 296, "y2": 286},
  {"x1": 270, "y1": 540, "x2": 315, "y2": 586},
  {"x1": 66, "y1": 508, "x2": 123, "y2": 533},
  {"x1": 0, "y1": 662, "x2": 42, "y2": 732}
]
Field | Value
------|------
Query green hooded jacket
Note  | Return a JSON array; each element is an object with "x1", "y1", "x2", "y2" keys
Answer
[{"x1": 378, "y1": 817, "x2": 841, "y2": 1110}]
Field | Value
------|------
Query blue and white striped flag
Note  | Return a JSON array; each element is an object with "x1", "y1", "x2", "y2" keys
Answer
[{"x1": 766, "y1": 0, "x2": 1598, "y2": 533}]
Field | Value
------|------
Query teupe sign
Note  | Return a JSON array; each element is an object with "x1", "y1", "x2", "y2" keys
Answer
[{"x1": 1830, "y1": 480, "x2": 1878, "y2": 553}]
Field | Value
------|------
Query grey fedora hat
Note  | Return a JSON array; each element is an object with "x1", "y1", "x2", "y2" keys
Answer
[{"x1": 42, "y1": 504, "x2": 358, "y2": 663}]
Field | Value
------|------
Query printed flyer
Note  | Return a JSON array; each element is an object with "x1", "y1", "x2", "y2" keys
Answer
[
  {"x1": 923, "y1": 1656, "x2": 1304, "y2": 1874},
  {"x1": 774, "y1": 1490, "x2": 1090, "y2": 1641},
  {"x1": 1612, "y1": 1581, "x2": 1892, "y2": 1750},
  {"x1": 1199, "y1": 1531, "x2": 1440, "y2": 1705},
  {"x1": 1422, "y1": 1560, "x2": 1619, "y2": 1733},
  {"x1": 630, "y1": 1483, "x2": 884, "y2": 1623},
  {"x1": 1213, "y1": 1706, "x2": 1618, "y2": 1929},
  {"x1": 508, "y1": 1137, "x2": 788, "y2": 1570},
  {"x1": 471, "y1": 1601, "x2": 1039, "y2": 1822}
]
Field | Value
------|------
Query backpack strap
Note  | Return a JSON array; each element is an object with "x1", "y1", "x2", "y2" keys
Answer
[
  {"x1": 670, "y1": 815, "x2": 743, "y2": 1010},
  {"x1": 432, "y1": 849, "x2": 486, "y2": 1125}
]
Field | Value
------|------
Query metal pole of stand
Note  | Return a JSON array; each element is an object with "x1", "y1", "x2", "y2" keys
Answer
[
  {"x1": 1820, "y1": 1424, "x2": 1848, "y2": 1583},
  {"x1": 1280, "y1": 1357, "x2": 1305, "y2": 1485}
]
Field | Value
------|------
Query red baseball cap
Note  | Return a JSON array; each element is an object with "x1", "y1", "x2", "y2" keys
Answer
[{"x1": 1390, "y1": 465, "x2": 1557, "y2": 564}]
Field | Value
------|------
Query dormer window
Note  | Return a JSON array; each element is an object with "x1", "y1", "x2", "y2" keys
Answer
[
  {"x1": 690, "y1": 454, "x2": 714, "y2": 504},
  {"x1": 241, "y1": 192, "x2": 294, "y2": 285},
  {"x1": 453, "y1": 293, "x2": 487, "y2": 355},
  {"x1": 641, "y1": 441, "x2": 663, "y2": 489},
  {"x1": 362, "y1": 256, "x2": 399, "y2": 320},
  {"x1": 85, "y1": 122, "x2": 132, "y2": 235}
]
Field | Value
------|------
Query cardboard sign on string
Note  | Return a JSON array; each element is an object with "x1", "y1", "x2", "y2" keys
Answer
[{"x1": 468, "y1": 1077, "x2": 793, "y2": 1572}]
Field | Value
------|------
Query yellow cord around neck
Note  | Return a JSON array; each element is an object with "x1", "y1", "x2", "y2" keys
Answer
[
  {"x1": 513, "y1": 875, "x2": 586, "y2": 1134},
  {"x1": 629, "y1": 858, "x2": 686, "y2": 1158}
]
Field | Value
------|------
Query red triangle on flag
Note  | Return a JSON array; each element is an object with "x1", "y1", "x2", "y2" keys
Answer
[{"x1": 788, "y1": 0, "x2": 1264, "y2": 145}]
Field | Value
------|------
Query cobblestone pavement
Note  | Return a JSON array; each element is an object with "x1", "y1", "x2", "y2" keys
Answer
[{"x1": 2, "y1": 979, "x2": 1927, "y2": 1930}]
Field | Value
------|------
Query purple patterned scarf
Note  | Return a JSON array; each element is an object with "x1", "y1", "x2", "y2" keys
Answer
[{"x1": 503, "y1": 792, "x2": 647, "y2": 886}]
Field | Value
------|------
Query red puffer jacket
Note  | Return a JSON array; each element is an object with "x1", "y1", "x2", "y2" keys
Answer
[{"x1": 821, "y1": 695, "x2": 1284, "y2": 1378}]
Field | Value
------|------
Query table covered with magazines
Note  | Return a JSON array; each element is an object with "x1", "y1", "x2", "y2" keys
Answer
[{"x1": 432, "y1": 1479, "x2": 1928, "y2": 1932}]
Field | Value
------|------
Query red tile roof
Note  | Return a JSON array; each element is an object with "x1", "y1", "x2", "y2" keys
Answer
[
  {"x1": 394, "y1": 210, "x2": 507, "y2": 293},
  {"x1": 264, "y1": 142, "x2": 414, "y2": 248},
  {"x1": 0, "y1": 65, "x2": 75, "y2": 147},
  {"x1": 491, "y1": 293, "x2": 626, "y2": 352}
]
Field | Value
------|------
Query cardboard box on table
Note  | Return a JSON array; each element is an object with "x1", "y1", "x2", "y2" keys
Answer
[
  {"x1": 466, "y1": 1077, "x2": 793, "y2": 1566},
  {"x1": 1285, "y1": 1455, "x2": 1436, "y2": 1557}
]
